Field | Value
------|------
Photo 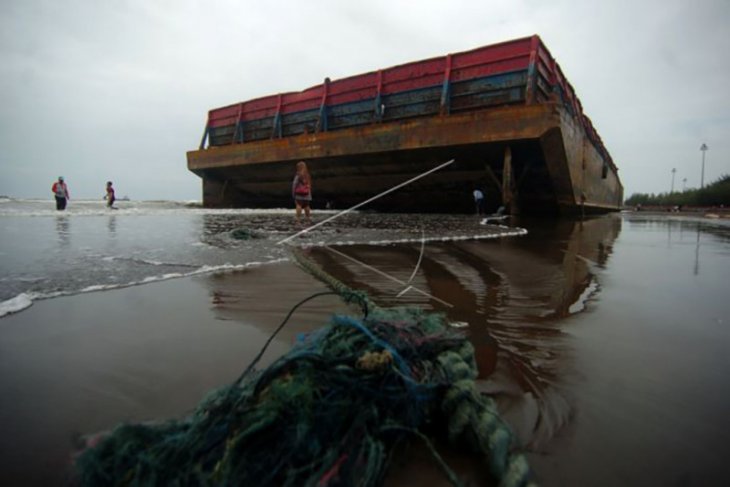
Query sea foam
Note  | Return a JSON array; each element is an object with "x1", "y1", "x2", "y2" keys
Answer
[{"x1": 0, "y1": 293, "x2": 33, "y2": 318}]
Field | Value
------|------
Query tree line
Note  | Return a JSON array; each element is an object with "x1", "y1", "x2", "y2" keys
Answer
[{"x1": 625, "y1": 174, "x2": 730, "y2": 208}]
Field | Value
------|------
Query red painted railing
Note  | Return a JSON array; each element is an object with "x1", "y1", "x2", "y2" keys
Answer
[
  {"x1": 207, "y1": 36, "x2": 537, "y2": 129},
  {"x1": 200, "y1": 35, "x2": 613, "y2": 170}
]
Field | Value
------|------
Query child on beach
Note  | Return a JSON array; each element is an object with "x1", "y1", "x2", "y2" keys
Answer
[{"x1": 292, "y1": 161, "x2": 312, "y2": 220}]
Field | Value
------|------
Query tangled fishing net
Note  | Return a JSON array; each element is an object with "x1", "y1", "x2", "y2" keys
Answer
[{"x1": 74, "y1": 287, "x2": 534, "y2": 487}]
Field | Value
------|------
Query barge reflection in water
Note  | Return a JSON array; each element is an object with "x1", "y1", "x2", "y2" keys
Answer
[
  {"x1": 294, "y1": 215, "x2": 621, "y2": 450},
  {"x1": 202, "y1": 212, "x2": 730, "y2": 486}
]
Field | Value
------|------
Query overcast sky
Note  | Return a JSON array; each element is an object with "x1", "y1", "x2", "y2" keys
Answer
[{"x1": 1, "y1": 0, "x2": 728, "y2": 201}]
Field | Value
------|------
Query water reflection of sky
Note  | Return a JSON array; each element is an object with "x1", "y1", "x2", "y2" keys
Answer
[
  {"x1": 2, "y1": 206, "x2": 725, "y2": 486},
  {"x1": 625, "y1": 214, "x2": 730, "y2": 276}
]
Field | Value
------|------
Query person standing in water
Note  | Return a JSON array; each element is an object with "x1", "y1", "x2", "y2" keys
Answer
[
  {"x1": 105, "y1": 181, "x2": 116, "y2": 209},
  {"x1": 51, "y1": 176, "x2": 70, "y2": 210},
  {"x1": 473, "y1": 188, "x2": 485, "y2": 215},
  {"x1": 292, "y1": 161, "x2": 312, "y2": 221}
]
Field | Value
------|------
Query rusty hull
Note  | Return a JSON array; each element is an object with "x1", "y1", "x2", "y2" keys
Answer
[{"x1": 187, "y1": 103, "x2": 622, "y2": 214}]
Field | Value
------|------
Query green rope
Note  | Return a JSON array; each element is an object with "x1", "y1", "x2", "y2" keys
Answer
[
  {"x1": 74, "y1": 248, "x2": 536, "y2": 487},
  {"x1": 234, "y1": 290, "x2": 368, "y2": 385},
  {"x1": 380, "y1": 425, "x2": 465, "y2": 487},
  {"x1": 289, "y1": 246, "x2": 374, "y2": 311},
  {"x1": 290, "y1": 246, "x2": 535, "y2": 486}
]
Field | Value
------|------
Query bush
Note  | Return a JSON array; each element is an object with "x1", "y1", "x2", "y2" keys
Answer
[{"x1": 625, "y1": 174, "x2": 730, "y2": 207}]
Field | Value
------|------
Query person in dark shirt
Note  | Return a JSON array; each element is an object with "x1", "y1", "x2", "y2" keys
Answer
[{"x1": 105, "y1": 181, "x2": 116, "y2": 208}]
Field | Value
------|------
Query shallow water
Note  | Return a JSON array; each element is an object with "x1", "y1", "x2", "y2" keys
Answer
[
  {"x1": 0, "y1": 199, "x2": 511, "y2": 314},
  {"x1": 1, "y1": 204, "x2": 729, "y2": 485},
  {"x1": 303, "y1": 213, "x2": 730, "y2": 485}
]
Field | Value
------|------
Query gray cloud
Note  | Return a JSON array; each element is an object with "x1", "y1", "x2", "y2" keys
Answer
[{"x1": 1, "y1": 0, "x2": 728, "y2": 200}]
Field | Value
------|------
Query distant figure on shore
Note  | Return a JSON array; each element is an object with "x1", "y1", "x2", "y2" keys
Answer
[
  {"x1": 292, "y1": 161, "x2": 312, "y2": 220},
  {"x1": 473, "y1": 188, "x2": 485, "y2": 215},
  {"x1": 52, "y1": 176, "x2": 70, "y2": 211},
  {"x1": 105, "y1": 181, "x2": 116, "y2": 209}
]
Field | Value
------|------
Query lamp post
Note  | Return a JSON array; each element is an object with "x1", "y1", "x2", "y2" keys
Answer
[
  {"x1": 671, "y1": 168, "x2": 676, "y2": 193},
  {"x1": 700, "y1": 143, "x2": 708, "y2": 189},
  {"x1": 682, "y1": 178, "x2": 687, "y2": 192}
]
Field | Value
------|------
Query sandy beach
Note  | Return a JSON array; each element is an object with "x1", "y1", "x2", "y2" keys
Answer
[
  {"x1": 1, "y1": 212, "x2": 729, "y2": 486},
  {"x1": 0, "y1": 261, "x2": 353, "y2": 486}
]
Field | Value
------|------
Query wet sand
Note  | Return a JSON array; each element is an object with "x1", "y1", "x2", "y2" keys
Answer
[
  {"x1": 0, "y1": 261, "x2": 491, "y2": 487},
  {"x1": 1, "y1": 213, "x2": 729, "y2": 486},
  {"x1": 302, "y1": 214, "x2": 730, "y2": 486},
  {"x1": 0, "y1": 262, "x2": 352, "y2": 486}
]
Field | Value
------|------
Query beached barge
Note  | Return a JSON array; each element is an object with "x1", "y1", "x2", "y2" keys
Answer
[{"x1": 187, "y1": 35, "x2": 622, "y2": 214}]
